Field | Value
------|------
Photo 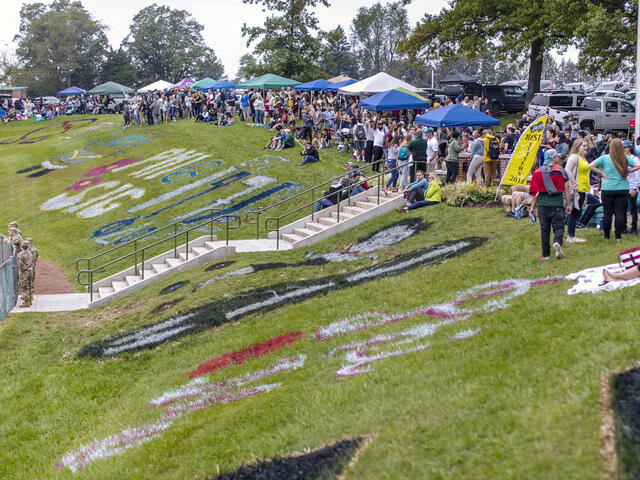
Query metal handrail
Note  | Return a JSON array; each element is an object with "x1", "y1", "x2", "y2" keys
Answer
[
  {"x1": 265, "y1": 162, "x2": 405, "y2": 249},
  {"x1": 77, "y1": 211, "x2": 240, "y2": 301},
  {"x1": 245, "y1": 159, "x2": 380, "y2": 239},
  {"x1": 75, "y1": 207, "x2": 224, "y2": 272}
]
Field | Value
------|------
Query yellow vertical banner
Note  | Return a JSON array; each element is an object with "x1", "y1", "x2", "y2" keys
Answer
[{"x1": 499, "y1": 116, "x2": 548, "y2": 186}]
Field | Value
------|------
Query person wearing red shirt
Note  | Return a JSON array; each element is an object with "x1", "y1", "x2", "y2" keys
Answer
[{"x1": 529, "y1": 149, "x2": 572, "y2": 260}]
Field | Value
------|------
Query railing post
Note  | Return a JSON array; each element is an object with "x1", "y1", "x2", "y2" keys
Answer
[
  {"x1": 377, "y1": 175, "x2": 381, "y2": 205},
  {"x1": 348, "y1": 182, "x2": 352, "y2": 206},
  {"x1": 210, "y1": 209, "x2": 214, "y2": 241},
  {"x1": 174, "y1": 224, "x2": 178, "y2": 258},
  {"x1": 226, "y1": 216, "x2": 230, "y2": 246},
  {"x1": 186, "y1": 230, "x2": 189, "y2": 261},
  {"x1": 134, "y1": 240, "x2": 138, "y2": 275},
  {"x1": 337, "y1": 196, "x2": 340, "y2": 222},
  {"x1": 255, "y1": 212, "x2": 261, "y2": 240},
  {"x1": 89, "y1": 270, "x2": 93, "y2": 303},
  {"x1": 276, "y1": 218, "x2": 280, "y2": 250},
  {"x1": 141, "y1": 250, "x2": 145, "y2": 279},
  {"x1": 311, "y1": 190, "x2": 315, "y2": 222}
]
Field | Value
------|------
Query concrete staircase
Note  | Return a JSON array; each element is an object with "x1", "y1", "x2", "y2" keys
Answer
[
  {"x1": 269, "y1": 188, "x2": 405, "y2": 248},
  {"x1": 87, "y1": 188, "x2": 404, "y2": 308},
  {"x1": 89, "y1": 235, "x2": 236, "y2": 307}
]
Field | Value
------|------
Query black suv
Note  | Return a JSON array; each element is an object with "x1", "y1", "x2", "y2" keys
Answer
[{"x1": 445, "y1": 82, "x2": 527, "y2": 113}]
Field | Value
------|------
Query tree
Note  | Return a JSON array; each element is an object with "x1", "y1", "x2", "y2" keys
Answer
[
  {"x1": 235, "y1": 54, "x2": 267, "y2": 82},
  {"x1": 400, "y1": 0, "x2": 589, "y2": 100},
  {"x1": 575, "y1": 1, "x2": 636, "y2": 77},
  {"x1": 350, "y1": 1, "x2": 409, "y2": 78},
  {"x1": 241, "y1": 0, "x2": 330, "y2": 81},
  {"x1": 319, "y1": 26, "x2": 360, "y2": 79},
  {"x1": 123, "y1": 4, "x2": 224, "y2": 84},
  {"x1": 100, "y1": 48, "x2": 138, "y2": 87},
  {"x1": 13, "y1": 0, "x2": 108, "y2": 95}
]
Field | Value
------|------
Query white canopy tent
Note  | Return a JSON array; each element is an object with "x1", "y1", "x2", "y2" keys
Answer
[
  {"x1": 138, "y1": 80, "x2": 174, "y2": 93},
  {"x1": 338, "y1": 72, "x2": 420, "y2": 96}
]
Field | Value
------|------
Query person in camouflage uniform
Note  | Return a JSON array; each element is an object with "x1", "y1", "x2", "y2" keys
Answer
[
  {"x1": 4, "y1": 227, "x2": 22, "y2": 254},
  {"x1": 17, "y1": 242, "x2": 34, "y2": 307},
  {"x1": 25, "y1": 238, "x2": 38, "y2": 295}
]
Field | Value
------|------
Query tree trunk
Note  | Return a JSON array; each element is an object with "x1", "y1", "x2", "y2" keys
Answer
[{"x1": 526, "y1": 38, "x2": 543, "y2": 102}]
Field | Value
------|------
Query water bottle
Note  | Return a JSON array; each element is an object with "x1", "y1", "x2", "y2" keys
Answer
[{"x1": 530, "y1": 212, "x2": 537, "y2": 223}]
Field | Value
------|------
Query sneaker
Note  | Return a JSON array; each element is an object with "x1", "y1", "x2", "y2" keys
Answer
[
  {"x1": 553, "y1": 242, "x2": 564, "y2": 259},
  {"x1": 507, "y1": 212, "x2": 515, "y2": 217},
  {"x1": 575, "y1": 222, "x2": 587, "y2": 229},
  {"x1": 540, "y1": 256, "x2": 550, "y2": 261},
  {"x1": 630, "y1": 230, "x2": 638, "y2": 235},
  {"x1": 566, "y1": 236, "x2": 586, "y2": 243}
]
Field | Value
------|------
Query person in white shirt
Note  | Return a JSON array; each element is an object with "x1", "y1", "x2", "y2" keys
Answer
[
  {"x1": 372, "y1": 122, "x2": 386, "y2": 173},
  {"x1": 626, "y1": 140, "x2": 640, "y2": 234},
  {"x1": 425, "y1": 128, "x2": 439, "y2": 174}
]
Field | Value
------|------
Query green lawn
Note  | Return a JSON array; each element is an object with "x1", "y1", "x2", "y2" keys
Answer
[{"x1": 0, "y1": 113, "x2": 637, "y2": 479}]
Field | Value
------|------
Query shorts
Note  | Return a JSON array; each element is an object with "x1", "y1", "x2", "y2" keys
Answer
[{"x1": 354, "y1": 140, "x2": 365, "y2": 150}]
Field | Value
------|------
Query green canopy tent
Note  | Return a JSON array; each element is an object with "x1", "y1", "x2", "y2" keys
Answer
[
  {"x1": 191, "y1": 78, "x2": 216, "y2": 90},
  {"x1": 236, "y1": 73, "x2": 301, "y2": 89},
  {"x1": 87, "y1": 81, "x2": 134, "y2": 97}
]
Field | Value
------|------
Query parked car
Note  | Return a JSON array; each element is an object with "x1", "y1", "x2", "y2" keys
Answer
[
  {"x1": 595, "y1": 81, "x2": 630, "y2": 92},
  {"x1": 622, "y1": 89, "x2": 636, "y2": 102},
  {"x1": 527, "y1": 91, "x2": 589, "y2": 119},
  {"x1": 451, "y1": 82, "x2": 526, "y2": 113},
  {"x1": 556, "y1": 96, "x2": 635, "y2": 131},
  {"x1": 418, "y1": 87, "x2": 448, "y2": 104},
  {"x1": 562, "y1": 82, "x2": 594, "y2": 93},
  {"x1": 591, "y1": 90, "x2": 625, "y2": 98},
  {"x1": 33, "y1": 96, "x2": 62, "y2": 106}
]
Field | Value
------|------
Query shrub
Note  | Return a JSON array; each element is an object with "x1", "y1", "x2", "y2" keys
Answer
[{"x1": 441, "y1": 182, "x2": 499, "y2": 207}]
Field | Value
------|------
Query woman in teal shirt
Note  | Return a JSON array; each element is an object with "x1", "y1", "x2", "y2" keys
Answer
[{"x1": 589, "y1": 138, "x2": 640, "y2": 239}]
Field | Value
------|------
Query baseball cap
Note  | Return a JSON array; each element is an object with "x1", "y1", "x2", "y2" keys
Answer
[
  {"x1": 604, "y1": 129, "x2": 614, "y2": 135},
  {"x1": 425, "y1": 128, "x2": 434, "y2": 133},
  {"x1": 623, "y1": 140, "x2": 632, "y2": 148},
  {"x1": 544, "y1": 149, "x2": 558, "y2": 164}
]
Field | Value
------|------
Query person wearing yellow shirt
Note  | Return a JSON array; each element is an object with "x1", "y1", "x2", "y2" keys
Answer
[
  {"x1": 482, "y1": 129, "x2": 500, "y2": 187},
  {"x1": 565, "y1": 139, "x2": 590, "y2": 243},
  {"x1": 396, "y1": 173, "x2": 442, "y2": 212}
]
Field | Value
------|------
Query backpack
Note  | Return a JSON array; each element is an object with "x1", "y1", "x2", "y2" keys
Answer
[
  {"x1": 512, "y1": 204, "x2": 529, "y2": 218},
  {"x1": 398, "y1": 145, "x2": 410, "y2": 160},
  {"x1": 487, "y1": 137, "x2": 500, "y2": 160},
  {"x1": 355, "y1": 124, "x2": 366, "y2": 141}
]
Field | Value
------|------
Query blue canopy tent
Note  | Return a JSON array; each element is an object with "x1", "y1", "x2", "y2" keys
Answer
[
  {"x1": 197, "y1": 80, "x2": 235, "y2": 91},
  {"x1": 325, "y1": 79, "x2": 357, "y2": 92},
  {"x1": 57, "y1": 86, "x2": 86, "y2": 96},
  {"x1": 359, "y1": 88, "x2": 430, "y2": 112},
  {"x1": 414, "y1": 104, "x2": 500, "y2": 128},
  {"x1": 293, "y1": 79, "x2": 332, "y2": 91}
]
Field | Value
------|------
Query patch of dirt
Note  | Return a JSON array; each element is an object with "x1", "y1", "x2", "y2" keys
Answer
[{"x1": 35, "y1": 259, "x2": 76, "y2": 294}]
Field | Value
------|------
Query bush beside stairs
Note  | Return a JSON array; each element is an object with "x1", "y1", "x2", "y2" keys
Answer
[{"x1": 88, "y1": 189, "x2": 405, "y2": 307}]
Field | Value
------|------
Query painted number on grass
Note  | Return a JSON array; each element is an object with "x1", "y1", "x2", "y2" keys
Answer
[{"x1": 0, "y1": 118, "x2": 98, "y2": 145}]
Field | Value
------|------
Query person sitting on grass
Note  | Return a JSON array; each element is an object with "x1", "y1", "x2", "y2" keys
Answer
[
  {"x1": 275, "y1": 129, "x2": 295, "y2": 150},
  {"x1": 297, "y1": 140, "x2": 320, "y2": 166},
  {"x1": 264, "y1": 125, "x2": 285, "y2": 149},
  {"x1": 601, "y1": 264, "x2": 640, "y2": 284},
  {"x1": 400, "y1": 170, "x2": 429, "y2": 207},
  {"x1": 397, "y1": 172, "x2": 442, "y2": 212},
  {"x1": 218, "y1": 112, "x2": 234, "y2": 126}
]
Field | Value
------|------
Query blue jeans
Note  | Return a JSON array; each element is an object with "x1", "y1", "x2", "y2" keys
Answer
[
  {"x1": 566, "y1": 192, "x2": 585, "y2": 237},
  {"x1": 315, "y1": 198, "x2": 333, "y2": 212},
  {"x1": 407, "y1": 200, "x2": 439, "y2": 210},
  {"x1": 255, "y1": 110, "x2": 264, "y2": 124},
  {"x1": 385, "y1": 159, "x2": 398, "y2": 189},
  {"x1": 299, "y1": 155, "x2": 319, "y2": 165},
  {"x1": 152, "y1": 113, "x2": 158, "y2": 125}
]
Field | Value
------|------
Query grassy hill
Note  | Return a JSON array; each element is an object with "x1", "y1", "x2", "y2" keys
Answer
[{"x1": 0, "y1": 114, "x2": 639, "y2": 479}]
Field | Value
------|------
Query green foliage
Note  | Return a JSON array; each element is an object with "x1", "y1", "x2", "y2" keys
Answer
[
  {"x1": 99, "y1": 48, "x2": 138, "y2": 87},
  {"x1": 441, "y1": 181, "x2": 499, "y2": 207},
  {"x1": 123, "y1": 4, "x2": 224, "y2": 84},
  {"x1": 400, "y1": 0, "x2": 590, "y2": 98},
  {"x1": 12, "y1": 0, "x2": 108, "y2": 95},
  {"x1": 241, "y1": 0, "x2": 330, "y2": 81},
  {"x1": 350, "y1": 1, "x2": 409, "y2": 78},
  {"x1": 319, "y1": 26, "x2": 360, "y2": 79}
]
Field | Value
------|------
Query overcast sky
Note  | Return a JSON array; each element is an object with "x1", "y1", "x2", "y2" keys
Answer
[{"x1": 0, "y1": 0, "x2": 447, "y2": 78}]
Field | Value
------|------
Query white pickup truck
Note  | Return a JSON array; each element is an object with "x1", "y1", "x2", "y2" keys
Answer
[{"x1": 555, "y1": 97, "x2": 635, "y2": 131}]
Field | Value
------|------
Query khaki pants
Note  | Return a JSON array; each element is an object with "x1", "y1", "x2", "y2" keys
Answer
[
  {"x1": 483, "y1": 161, "x2": 498, "y2": 187},
  {"x1": 467, "y1": 154, "x2": 484, "y2": 183}
]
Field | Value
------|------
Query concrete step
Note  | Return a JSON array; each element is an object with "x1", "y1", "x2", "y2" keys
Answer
[
  {"x1": 319, "y1": 217, "x2": 338, "y2": 227},
  {"x1": 343, "y1": 206, "x2": 366, "y2": 216},
  {"x1": 330, "y1": 211, "x2": 354, "y2": 221},
  {"x1": 293, "y1": 227, "x2": 316, "y2": 238},
  {"x1": 178, "y1": 251, "x2": 193, "y2": 261},
  {"x1": 192, "y1": 246, "x2": 210, "y2": 256},
  {"x1": 205, "y1": 241, "x2": 220, "y2": 249},
  {"x1": 367, "y1": 196, "x2": 386, "y2": 203},
  {"x1": 355, "y1": 201, "x2": 377, "y2": 209},
  {"x1": 165, "y1": 257, "x2": 183, "y2": 268},
  {"x1": 152, "y1": 263, "x2": 169, "y2": 274},
  {"x1": 142, "y1": 269, "x2": 155, "y2": 279},
  {"x1": 111, "y1": 281, "x2": 129, "y2": 292},
  {"x1": 305, "y1": 222, "x2": 327, "y2": 232},
  {"x1": 282, "y1": 233, "x2": 304, "y2": 243},
  {"x1": 125, "y1": 275, "x2": 142, "y2": 286},
  {"x1": 98, "y1": 286, "x2": 114, "y2": 298}
]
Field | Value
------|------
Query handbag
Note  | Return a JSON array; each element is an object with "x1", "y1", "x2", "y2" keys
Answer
[{"x1": 619, "y1": 246, "x2": 640, "y2": 270}]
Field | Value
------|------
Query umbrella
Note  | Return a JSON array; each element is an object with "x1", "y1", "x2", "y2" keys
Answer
[
  {"x1": 57, "y1": 86, "x2": 86, "y2": 96},
  {"x1": 236, "y1": 73, "x2": 301, "y2": 89},
  {"x1": 359, "y1": 88, "x2": 430, "y2": 112},
  {"x1": 293, "y1": 79, "x2": 332, "y2": 91},
  {"x1": 414, "y1": 104, "x2": 500, "y2": 128}
]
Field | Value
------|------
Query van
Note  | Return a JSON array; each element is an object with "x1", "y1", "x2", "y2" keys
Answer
[{"x1": 527, "y1": 92, "x2": 588, "y2": 119}]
